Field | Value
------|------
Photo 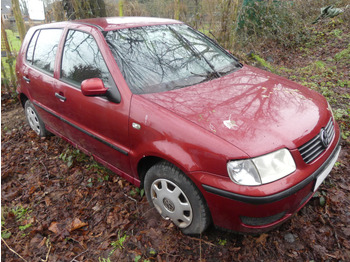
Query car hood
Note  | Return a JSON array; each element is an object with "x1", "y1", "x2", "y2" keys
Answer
[{"x1": 141, "y1": 65, "x2": 329, "y2": 157}]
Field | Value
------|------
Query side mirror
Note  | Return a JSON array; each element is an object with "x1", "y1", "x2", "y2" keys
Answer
[{"x1": 81, "y1": 78, "x2": 108, "y2": 96}]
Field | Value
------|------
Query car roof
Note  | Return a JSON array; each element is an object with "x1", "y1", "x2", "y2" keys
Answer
[
  {"x1": 37, "y1": 17, "x2": 183, "y2": 31},
  {"x1": 78, "y1": 17, "x2": 182, "y2": 31}
]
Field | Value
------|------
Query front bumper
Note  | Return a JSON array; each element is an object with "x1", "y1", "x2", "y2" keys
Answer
[{"x1": 200, "y1": 143, "x2": 341, "y2": 233}]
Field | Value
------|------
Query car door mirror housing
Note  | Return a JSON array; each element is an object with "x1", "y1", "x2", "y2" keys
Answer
[{"x1": 81, "y1": 78, "x2": 108, "y2": 96}]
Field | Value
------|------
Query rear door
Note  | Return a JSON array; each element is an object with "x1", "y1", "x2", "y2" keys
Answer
[
  {"x1": 21, "y1": 28, "x2": 65, "y2": 133},
  {"x1": 53, "y1": 28, "x2": 133, "y2": 177}
]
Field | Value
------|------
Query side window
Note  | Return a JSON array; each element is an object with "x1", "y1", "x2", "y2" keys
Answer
[
  {"x1": 61, "y1": 30, "x2": 113, "y2": 88},
  {"x1": 32, "y1": 29, "x2": 63, "y2": 75},
  {"x1": 26, "y1": 30, "x2": 40, "y2": 63}
]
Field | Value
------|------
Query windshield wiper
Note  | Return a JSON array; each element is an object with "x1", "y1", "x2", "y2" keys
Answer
[
  {"x1": 191, "y1": 71, "x2": 220, "y2": 80},
  {"x1": 220, "y1": 66, "x2": 241, "y2": 76}
]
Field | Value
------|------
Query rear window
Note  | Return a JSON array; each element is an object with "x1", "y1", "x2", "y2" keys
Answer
[{"x1": 28, "y1": 29, "x2": 63, "y2": 75}]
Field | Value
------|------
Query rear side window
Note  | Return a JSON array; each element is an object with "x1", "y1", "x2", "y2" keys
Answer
[
  {"x1": 26, "y1": 30, "x2": 40, "y2": 63},
  {"x1": 61, "y1": 30, "x2": 113, "y2": 88},
  {"x1": 32, "y1": 29, "x2": 63, "y2": 75}
]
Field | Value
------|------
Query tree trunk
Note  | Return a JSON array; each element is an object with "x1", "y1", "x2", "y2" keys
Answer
[
  {"x1": 96, "y1": 0, "x2": 107, "y2": 17},
  {"x1": 119, "y1": 0, "x2": 124, "y2": 17},
  {"x1": 11, "y1": 0, "x2": 26, "y2": 41},
  {"x1": 70, "y1": 0, "x2": 107, "y2": 19},
  {"x1": 1, "y1": 17, "x2": 17, "y2": 93},
  {"x1": 219, "y1": 0, "x2": 232, "y2": 47},
  {"x1": 71, "y1": 0, "x2": 82, "y2": 19},
  {"x1": 53, "y1": 1, "x2": 67, "y2": 22},
  {"x1": 1, "y1": 60, "x2": 11, "y2": 93},
  {"x1": 218, "y1": 0, "x2": 244, "y2": 49},
  {"x1": 174, "y1": 0, "x2": 180, "y2": 20},
  {"x1": 193, "y1": 0, "x2": 200, "y2": 29}
]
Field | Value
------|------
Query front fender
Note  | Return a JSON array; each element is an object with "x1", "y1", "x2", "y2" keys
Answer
[{"x1": 128, "y1": 95, "x2": 248, "y2": 181}]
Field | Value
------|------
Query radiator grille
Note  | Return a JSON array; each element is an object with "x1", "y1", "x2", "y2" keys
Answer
[{"x1": 298, "y1": 118, "x2": 335, "y2": 164}]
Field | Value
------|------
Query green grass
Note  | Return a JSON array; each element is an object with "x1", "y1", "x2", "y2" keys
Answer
[
  {"x1": 250, "y1": 53, "x2": 275, "y2": 72},
  {"x1": 1, "y1": 204, "x2": 33, "y2": 239},
  {"x1": 334, "y1": 43, "x2": 350, "y2": 63},
  {"x1": 4, "y1": 29, "x2": 22, "y2": 51}
]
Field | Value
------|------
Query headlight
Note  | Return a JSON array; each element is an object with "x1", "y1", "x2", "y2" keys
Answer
[
  {"x1": 227, "y1": 149, "x2": 296, "y2": 186},
  {"x1": 227, "y1": 160, "x2": 261, "y2": 186}
]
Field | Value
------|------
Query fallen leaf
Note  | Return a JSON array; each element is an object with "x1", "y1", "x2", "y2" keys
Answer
[
  {"x1": 68, "y1": 218, "x2": 88, "y2": 232},
  {"x1": 48, "y1": 222, "x2": 60, "y2": 234},
  {"x1": 45, "y1": 196, "x2": 51, "y2": 206},
  {"x1": 29, "y1": 186, "x2": 36, "y2": 195},
  {"x1": 343, "y1": 227, "x2": 350, "y2": 236},
  {"x1": 256, "y1": 233, "x2": 269, "y2": 245},
  {"x1": 39, "y1": 237, "x2": 47, "y2": 248}
]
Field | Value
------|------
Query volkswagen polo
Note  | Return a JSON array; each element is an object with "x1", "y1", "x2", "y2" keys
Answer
[{"x1": 16, "y1": 17, "x2": 341, "y2": 235}]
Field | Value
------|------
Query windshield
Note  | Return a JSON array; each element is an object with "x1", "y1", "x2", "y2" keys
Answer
[{"x1": 105, "y1": 24, "x2": 241, "y2": 94}]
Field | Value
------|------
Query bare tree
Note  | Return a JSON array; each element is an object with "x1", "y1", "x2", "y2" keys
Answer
[
  {"x1": 218, "y1": 0, "x2": 243, "y2": 49},
  {"x1": 53, "y1": 1, "x2": 66, "y2": 21},
  {"x1": 19, "y1": 0, "x2": 29, "y2": 16},
  {"x1": 174, "y1": 0, "x2": 180, "y2": 20},
  {"x1": 119, "y1": 0, "x2": 124, "y2": 16},
  {"x1": 1, "y1": 17, "x2": 17, "y2": 93},
  {"x1": 11, "y1": 0, "x2": 26, "y2": 41},
  {"x1": 62, "y1": 0, "x2": 107, "y2": 20}
]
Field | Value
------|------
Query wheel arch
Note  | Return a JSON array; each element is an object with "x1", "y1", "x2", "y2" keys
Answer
[
  {"x1": 137, "y1": 153, "x2": 199, "y2": 188},
  {"x1": 137, "y1": 156, "x2": 165, "y2": 188},
  {"x1": 135, "y1": 139, "x2": 204, "y2": 188},
  {"x1": 19, "y1": 93, "x2": 29, "y2": 108}
]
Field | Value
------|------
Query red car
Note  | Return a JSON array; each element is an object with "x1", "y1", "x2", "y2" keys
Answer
[{"x1": 16, "y1": 17, "x2": 341, "y2": 235}]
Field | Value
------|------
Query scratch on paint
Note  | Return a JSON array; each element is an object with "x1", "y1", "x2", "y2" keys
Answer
[{"x1": 209, "y1": 123, "x2": 216, "y2": 133}]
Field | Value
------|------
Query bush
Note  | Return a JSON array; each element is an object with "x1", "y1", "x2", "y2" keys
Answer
[
  {"x1": 234, "y1": 0, "x2": 349, "y2": 50},
  {"x1": 236, "y1": 0, "x2": 308, "y2": 48}
]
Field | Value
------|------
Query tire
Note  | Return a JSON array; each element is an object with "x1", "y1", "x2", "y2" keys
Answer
[
  {"x1": 24, "y1": 100, "x2": 49, "y2": 137},
  {"x1": 144, "y1": 161, "x2": 211, "y2": 235}
]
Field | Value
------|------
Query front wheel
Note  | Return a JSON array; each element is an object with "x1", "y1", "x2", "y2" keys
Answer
[
  {"x1": 144, "y1": 161, "x2": 211, "y2": 235},
  {"x1": 24, "y1": 100, "x2": 49, "y2": 137}
]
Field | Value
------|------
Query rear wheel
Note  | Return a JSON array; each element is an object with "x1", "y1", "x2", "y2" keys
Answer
[
  {"x1": 24, "y1": 100, "x2": 49, "y2": 137},
  {"x1": 144, "y1": 161, "x2": 211, "y2": 235}
]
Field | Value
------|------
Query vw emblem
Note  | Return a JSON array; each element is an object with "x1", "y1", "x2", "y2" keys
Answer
[{"x1": 320, "y1": 128, "x2": 330, "y2": 148}]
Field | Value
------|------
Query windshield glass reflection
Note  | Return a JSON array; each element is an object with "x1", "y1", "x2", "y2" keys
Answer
[{"x1": 105, "y1": 24, "x2": 241, "y2": 94}]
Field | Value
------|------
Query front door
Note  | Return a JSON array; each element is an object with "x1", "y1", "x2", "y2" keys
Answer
[{"x1": 53, "y1": 29, "x2": 132, "y2": 177}]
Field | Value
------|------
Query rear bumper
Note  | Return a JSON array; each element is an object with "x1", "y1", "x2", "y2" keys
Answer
[{"x1": 200, "y1": 142, "x2": 341, "y2": 233}]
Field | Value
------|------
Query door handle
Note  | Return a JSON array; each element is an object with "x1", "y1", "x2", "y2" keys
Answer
[
  {"x1": 55, "y1": 92, "x2": 66, "y2": 102},
  {"x1": 23, "y1": 76, "x2": 30, "y2": 83}
]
